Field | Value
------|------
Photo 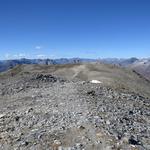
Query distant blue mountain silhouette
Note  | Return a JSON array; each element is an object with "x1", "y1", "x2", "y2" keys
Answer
[{"x1": 0, "y1": 57, "x2": 149, "y2": 75}]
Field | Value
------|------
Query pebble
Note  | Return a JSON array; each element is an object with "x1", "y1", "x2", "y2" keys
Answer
[{"x1": 0, "y1": 114, "x2": 5, "y2": 118}]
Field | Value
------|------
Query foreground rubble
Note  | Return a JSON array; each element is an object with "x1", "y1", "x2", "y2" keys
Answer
[{"x1": 0, "y1": 73, "x2": 149, "y2": 150}]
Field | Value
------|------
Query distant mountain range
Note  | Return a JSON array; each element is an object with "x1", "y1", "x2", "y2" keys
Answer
[
  {"x1": 0, "y1": 57, "x2": 150, "y2": 80},
  {"x1": 100, "y1": 58, "x2": 150, "y2": 81},
  {"x1": 0, "y1": 58, "x2": 96, "y2": 72}
]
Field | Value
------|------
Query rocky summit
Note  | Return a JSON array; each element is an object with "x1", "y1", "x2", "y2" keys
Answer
[{"x1": 0, "y1": 63, "x2": 150, "y2": 150}]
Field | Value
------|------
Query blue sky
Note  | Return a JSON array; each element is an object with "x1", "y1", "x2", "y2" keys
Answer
[{"x1": 0, "y1": 0, "x2": 150, "y2": 59}]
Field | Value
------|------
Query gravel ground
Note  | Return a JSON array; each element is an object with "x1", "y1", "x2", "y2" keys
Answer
[{"x1": 0, "y1": 73, "x2": 150, "y2": 150}]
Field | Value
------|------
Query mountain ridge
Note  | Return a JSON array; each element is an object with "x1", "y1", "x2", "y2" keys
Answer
[
  {"x1": 0, "y1": 62, "x2": 150, "y2": 149},
  {"x1": 0, "y1": 57, "x2": 150, "y2": 81}
]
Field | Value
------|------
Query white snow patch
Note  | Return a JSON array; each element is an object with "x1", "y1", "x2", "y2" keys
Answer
[{"x1": 90, "y1": 80, "x2": 102, "y2": 84}]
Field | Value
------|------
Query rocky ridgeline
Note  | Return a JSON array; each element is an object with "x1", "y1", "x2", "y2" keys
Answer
[
  {"x1": 0, "y1": 74, "x2": 65, "y2": 96},
  {"x1": 32, "y1": 74, "x2": 59, "y2": 83},
  {"x1": 0, "y1": 74, "x2": 149, "y2": 150}
]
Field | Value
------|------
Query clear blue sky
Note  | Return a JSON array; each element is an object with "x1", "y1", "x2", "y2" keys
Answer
[{"x1": 0, "y1": 0, "x2": 150, "y2": 59}]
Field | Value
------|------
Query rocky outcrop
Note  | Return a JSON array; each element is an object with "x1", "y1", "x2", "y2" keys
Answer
[{"x1": 0, "y1": 72, "x2": 149, "y2": 150}]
